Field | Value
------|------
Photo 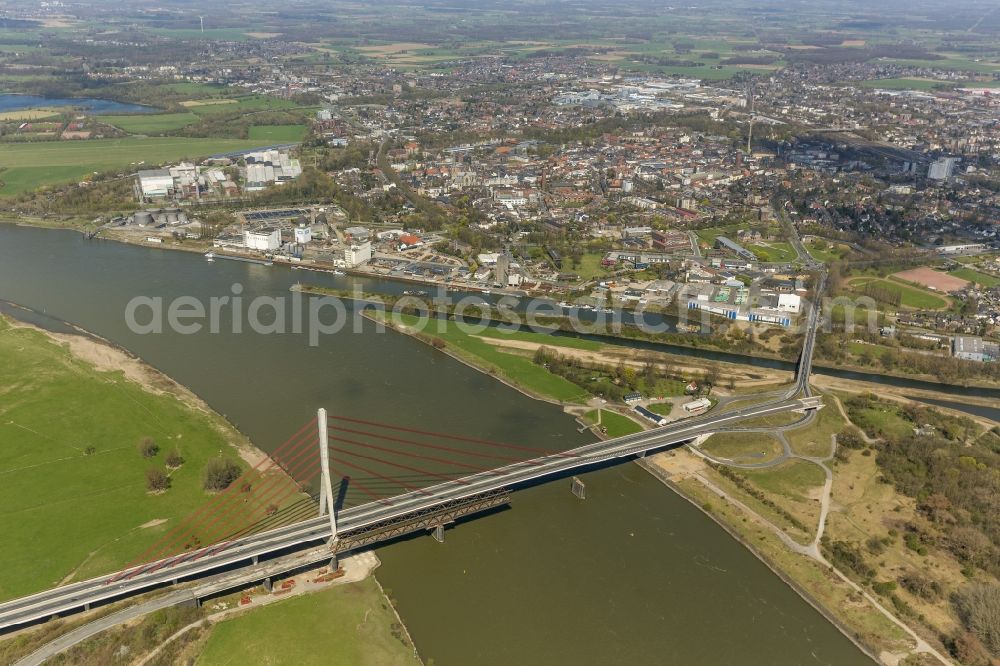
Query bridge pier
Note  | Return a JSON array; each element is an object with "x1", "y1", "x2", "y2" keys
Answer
[
  {"x1": 432, "y1": 525, "x2": 445, "y2": 543},
  {"x1": 263, "y1": 576, "x2": 272, "y2": 593},
  {"x1": 571, "y1": 477, "x2": 586, "y2": 500},
  {"x1": 251, "y1": 555, "x2": 258, "y2": 565},
  {"x1": 329, "y1": 554, "x2": 339, "y2": 572}
]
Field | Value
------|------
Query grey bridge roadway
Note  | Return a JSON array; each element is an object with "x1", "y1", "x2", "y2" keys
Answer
[{"x1": 0, "y1": 277, "x2": 826, "y2": 632}]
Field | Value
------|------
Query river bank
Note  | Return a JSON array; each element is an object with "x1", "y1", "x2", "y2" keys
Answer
[
  {"x1": 361, "y1": 302, "x2": 971, "y2": 665},
  {"x1": 7, "y1": 216, "x2": 999, "y2": 397},
  {"x1": 0, "y1": 222, "x2": 890, "y2": 664},
  {"x1": 0, "y1": 309, "x2": 421, "y2": 663}
]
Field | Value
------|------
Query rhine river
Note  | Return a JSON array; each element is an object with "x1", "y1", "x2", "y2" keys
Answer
[{"x1": 0, "y1": 225, "x2": 874, "y2": 664}]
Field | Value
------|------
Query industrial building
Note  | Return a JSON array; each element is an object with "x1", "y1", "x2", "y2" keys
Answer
[
  {"x1": 134, "y1": 170, "x2": 174, "y2": 200},
  {"x1": 928, "y1": 156, "x2": 959, "y2": 181},
  {"x1": 953, "y1": 336, "x2": 998, "y2": 362},
  {"x1": 714, "y1": 236, "x2": 756, "y2": 262},
  {"x1": 243, "y1": 150, "x2": 303, "y2": 191},
  {"x1": 777, "y1": 293, "x2": 802, "y2": 314},
  {"x1": 244, "y1": 227, "x2": 281, "y2": 251},
  {"x1": 343, "y1": 241, "x2": 373, "y2": 267}
]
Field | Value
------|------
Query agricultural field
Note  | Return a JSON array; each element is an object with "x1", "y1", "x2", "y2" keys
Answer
[
  {"x1": 187, "y1": 96, "x2": 303, "y2": 116},
  {"x1": 160, "y1": 81, "x2": 237, "y2": 97},
  {"x1": 179, "y1": 99, "x2": 238, "y2": 108},
  {"x1": 858, "y1": 78, "x2": 955, "y2": 90},
  {"x1": 0, "y1": 165, "x2": 88, "y2": 196},
  {"x1": 0, "y1": 107, "x2": 68, "y2": 121},
  {"x1": 0, "y1": 136, "x2": 266, "y2": 196},
  {"x1": 147, "y1": 27, "x2": 255, "y2": 41},
  {"x1": 876, "y1": 55, "x2": 1000, "y2": 75},
  {"x1": 0, "y1": 316, "x2": 304, "y2": 601},
  {"x1": 97, "y1": 112, "x2": 200, "y2": 134}
]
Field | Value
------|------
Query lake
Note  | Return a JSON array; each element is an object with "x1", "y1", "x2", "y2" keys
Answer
[{"x1": 0, "y1": 93, "x2": 157, "y2": 115}]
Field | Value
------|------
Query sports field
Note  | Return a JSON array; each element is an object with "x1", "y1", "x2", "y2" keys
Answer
[{"x1": 891, "y1": 266, "x2": 969, "y2": 292}]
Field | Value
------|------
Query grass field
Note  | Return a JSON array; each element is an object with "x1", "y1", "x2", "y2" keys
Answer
[
  {"x1": 189, "y1": 96, "x2": 302, "y2": 116},
  {"x1": 701, "y1": 432, "x2": 784, "y2": 463},
  {"x1": 571, "y1": 252, "x2": 613, "y2": 280},
  {"x1": 735, "y1": 459, "x2": 826, "y2": 535},
  {"x1": 848, "y1": 277, "x2": 949, "y2": 310},
  {"x1": 674, "y1": 473, "x2": 912, "y2": 654},
  {"x1": 198, "y1": 578, "x2": 419, "y2": 666},
  {"x1": 248, "y1": 124, "x2": 307, "y2": 142},
  {"x1": 0, "y1": 165, "x2": 95, "y2": 196},
  {"x1": 739, "y1": 460, "x2": 826, "y2": 500},
  {"x1": 877, "y1": 56, "x2": 1000, "y2": 75},
  {"x1": 949, "y1": 267, "x2": 1000, "y2": 288},
  {"x1": 386, "y1": 314, "x2": 590, "y2": 403},
  {"x1": 805, "y1": 239, "x2": 850, "y2": 263},
  {"x1": 583, "y1": 409, "x2": 643, "y2": 437},
  {"x1": 0, "y1": 316, "x2": 303, "y2": 601},
  {"x1": 98, "y1": 112, "x2": 200, "y2": 134},
  {"x1": 858, "y1": 78, "x2": 953, "y2": 90},
  {"x1": 160, "y1": 81, "x2": 236, "y2": 97},
  {"x1": 646, "y1": 401, "x2": 673, "y2": 416},
  {"x1": 846, "y1": 402, "x2": 914, "y2": 440},
  {"x1": 473, "y1": 327, "x2": 602, "y2": 351},
  {"x1": 785, "y1": 394, "x2": 844, "y2": 458},
  {"x1": 0, "y1": 136, "x2": 266, "y2": 195},
  {"x1": 749, "y1": 241, "x2": 797, "y2": 263},
  {"x1": 0, "y1": 107, "x2": 69, "y2": 121}
]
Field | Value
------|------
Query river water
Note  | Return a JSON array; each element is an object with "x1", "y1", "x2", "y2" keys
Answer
[{"x1": 0, "y1": 225, "x2": 875, "y2": 664}]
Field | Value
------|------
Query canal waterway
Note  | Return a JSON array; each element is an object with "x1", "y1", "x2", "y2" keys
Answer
[{"x1": 0, "y1": 224, "x2": 886, "y2": 664}]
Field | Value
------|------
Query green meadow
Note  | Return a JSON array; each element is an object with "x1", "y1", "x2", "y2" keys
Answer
[
  {"x1": 0, "y1": 316, "x2": 304, "y2": 600},
  {"x1": 248, "y1": 124, "x2": 308, "y2": 142},
  {"x1": 98, "y1": 112, "x2": 200, "y2": 134},
  {"x1": 198, "y1": 578, "x2": 419, "y2": 666}
]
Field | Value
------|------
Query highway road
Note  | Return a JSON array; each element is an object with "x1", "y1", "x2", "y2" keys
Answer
[{"x1": 0, "y1": 272, "x2": 826, "y2": 633}]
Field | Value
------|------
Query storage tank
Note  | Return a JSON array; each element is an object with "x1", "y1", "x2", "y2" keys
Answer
[{"x1": 133, "y1": 211, "x2": 154, "y2": 226}]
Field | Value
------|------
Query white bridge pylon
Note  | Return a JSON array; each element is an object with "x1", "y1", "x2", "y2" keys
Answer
[{"x1": 317, "y1": 407, "x2": 339, "y2": 545}]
